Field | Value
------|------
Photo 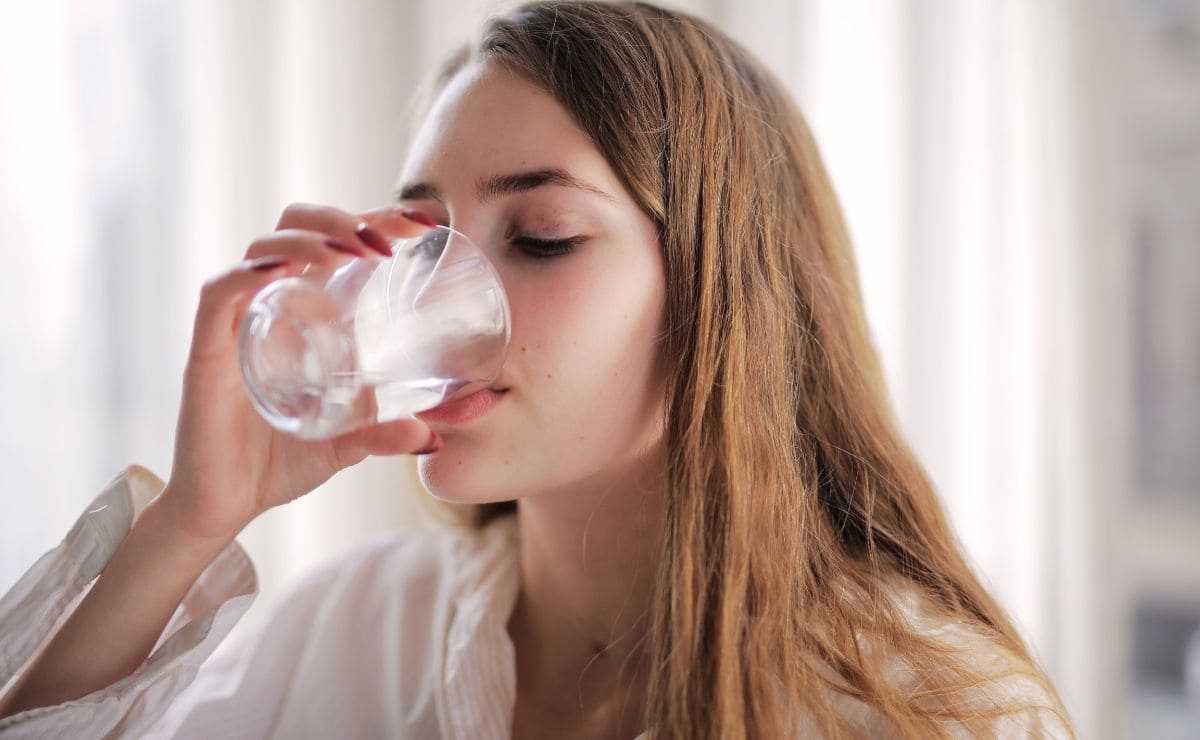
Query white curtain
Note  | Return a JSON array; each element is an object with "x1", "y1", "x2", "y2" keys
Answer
[{"x1": 0, "y1": 0, "x2": 1126, "y2": 735}]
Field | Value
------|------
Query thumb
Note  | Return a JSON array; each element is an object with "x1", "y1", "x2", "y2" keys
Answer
[{"x1": 329, "y1": 418, "x2": 441, "y2": 466}]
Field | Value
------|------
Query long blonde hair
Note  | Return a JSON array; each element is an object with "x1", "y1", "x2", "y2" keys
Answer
[{"x1": 419, "y1": 2, "x2": 1072, "y2": 736}]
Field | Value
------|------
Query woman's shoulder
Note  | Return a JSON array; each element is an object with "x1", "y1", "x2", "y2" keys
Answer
[{"x1": 872, "y1": 579, "x2": 1074, "y2": 738}]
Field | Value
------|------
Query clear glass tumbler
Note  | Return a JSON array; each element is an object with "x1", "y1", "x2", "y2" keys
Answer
[{"x1": 237, "y1": 221, "x2": 510, "y2": 439}]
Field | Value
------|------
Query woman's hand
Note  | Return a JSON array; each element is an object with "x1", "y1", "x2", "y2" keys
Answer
[
  {"x1": 0, "y1": 204, "x2": 444, "y2": 719},
  {"x1": 159, "y1": 203, "x2": 436, "y2": 545}
]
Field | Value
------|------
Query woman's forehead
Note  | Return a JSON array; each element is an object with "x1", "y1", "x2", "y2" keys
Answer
[{"x1": 398, "y1": 61, "x2": 619, "y2": 204}]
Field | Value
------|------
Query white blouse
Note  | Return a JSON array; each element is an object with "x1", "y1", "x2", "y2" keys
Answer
[{"x1": 0, "y1": 465, "x2": 1070, "y2": 739}]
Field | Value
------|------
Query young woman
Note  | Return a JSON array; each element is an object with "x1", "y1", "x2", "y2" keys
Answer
[{"x1": 0, "y1": 2, "x2": 1073, "y2": 737}]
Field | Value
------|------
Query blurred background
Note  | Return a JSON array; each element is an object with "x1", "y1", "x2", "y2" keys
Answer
[{"x1": 0, "y1": 0, "x2": 1196, "y2": 736}]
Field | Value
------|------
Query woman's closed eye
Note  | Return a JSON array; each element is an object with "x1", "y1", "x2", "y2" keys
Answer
[{"x1": 511, "y1": 234, "x2": 586, "y2": 259}]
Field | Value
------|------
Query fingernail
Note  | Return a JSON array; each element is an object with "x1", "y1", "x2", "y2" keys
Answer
[
  {"x1": 414, "y1": 430, "x2": 443, "y2": 455},
  {"x1": 400, "y1": 208, "x2": 438, "y2": 228},
  {"x1": 249, "y1": 256, "x2": 290, "y2": 272},
  {"x1": 355, "y1": 222, "x2": 393, "y2": 256},
  {"x1": 324, "y1": 237, "x2": 362, "y2": 256}
]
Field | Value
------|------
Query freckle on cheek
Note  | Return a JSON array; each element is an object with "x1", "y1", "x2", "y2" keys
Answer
[{"x1": 520, "y1": 345, "x2": 527, "y2": 352}]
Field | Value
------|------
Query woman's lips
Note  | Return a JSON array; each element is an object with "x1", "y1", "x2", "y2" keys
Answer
[{"x1": 415, "y1": 388, "x2": 508, "y2": 425}]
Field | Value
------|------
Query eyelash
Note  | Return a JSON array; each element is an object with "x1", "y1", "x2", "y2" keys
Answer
[
  {"x1": 511, "y1": 235, "x2": 584, "y2": 259},
  {"x1": 406, "y1": 231, "x2": 582, "y2": 262}
]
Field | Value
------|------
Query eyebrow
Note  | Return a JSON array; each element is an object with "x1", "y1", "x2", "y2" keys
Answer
[{"x1": 394, "y1": 167, "x2": 615, "y2": 205}]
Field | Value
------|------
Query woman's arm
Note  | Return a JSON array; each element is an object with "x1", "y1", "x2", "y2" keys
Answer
[{"x1": 1, "y1": 203, "x2": 437, "y2": 721}]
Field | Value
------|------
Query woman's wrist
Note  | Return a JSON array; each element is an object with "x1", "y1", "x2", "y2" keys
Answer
[{"x1": 137, "y1": 490, "x2": 243, "y2": 567}]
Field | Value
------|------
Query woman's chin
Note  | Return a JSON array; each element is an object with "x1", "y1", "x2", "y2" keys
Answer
[{"x1": 416, "y1": 450, "x2": 513, "y2": 506}]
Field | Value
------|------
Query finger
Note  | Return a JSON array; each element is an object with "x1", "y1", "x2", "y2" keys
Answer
[
  {"x1": 359, "y1": 206, "x2": 441, "y2": 253},
  {"x1": 276, "y1": 202, "x2": 393, "y2": 257},
  {"x1": 188, "y1": 257, "x2": 299, "y2": 365},
  {"x1": 329, "y1": 418, "x2": 441, "y2": 468},
  {"x1": 245, "y1": 229, "x2": 373, "y2": 263},
  {"x1": 275, "y1": 202, "x2": 362, "y2": 235}
]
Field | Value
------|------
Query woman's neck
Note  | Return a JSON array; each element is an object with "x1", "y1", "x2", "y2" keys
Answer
[{"x1": 507, "y1": 444, "x2": 667, "y2": 737}]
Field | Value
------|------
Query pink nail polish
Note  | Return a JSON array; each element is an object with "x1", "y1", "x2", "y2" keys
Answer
[
  {"x1": 414, "y1": 431, "x2": 443, "y2": 455},
  {"x1": 355, "y1": 223, "x2": 393, "y2": 257},
  {"x1": 249, "y1": 257, "x2": 290, "y2": 272},
  {"x1": 400, "y1": 209, "x2": 438, "y2": 228}
]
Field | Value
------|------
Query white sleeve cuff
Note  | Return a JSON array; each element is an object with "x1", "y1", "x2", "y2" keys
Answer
[{"x1": 0, "y1": 465, "x2": 258, "y2": 738}]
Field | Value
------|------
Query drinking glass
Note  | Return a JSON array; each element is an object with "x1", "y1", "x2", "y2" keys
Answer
[{"x1": 237, "y1": 219, "x2": 510, "y2": 439}]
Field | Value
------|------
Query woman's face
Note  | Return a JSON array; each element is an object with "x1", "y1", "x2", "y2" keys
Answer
[{"x1": 398, "y1": 61, "x2": 668, "y2": 505}]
